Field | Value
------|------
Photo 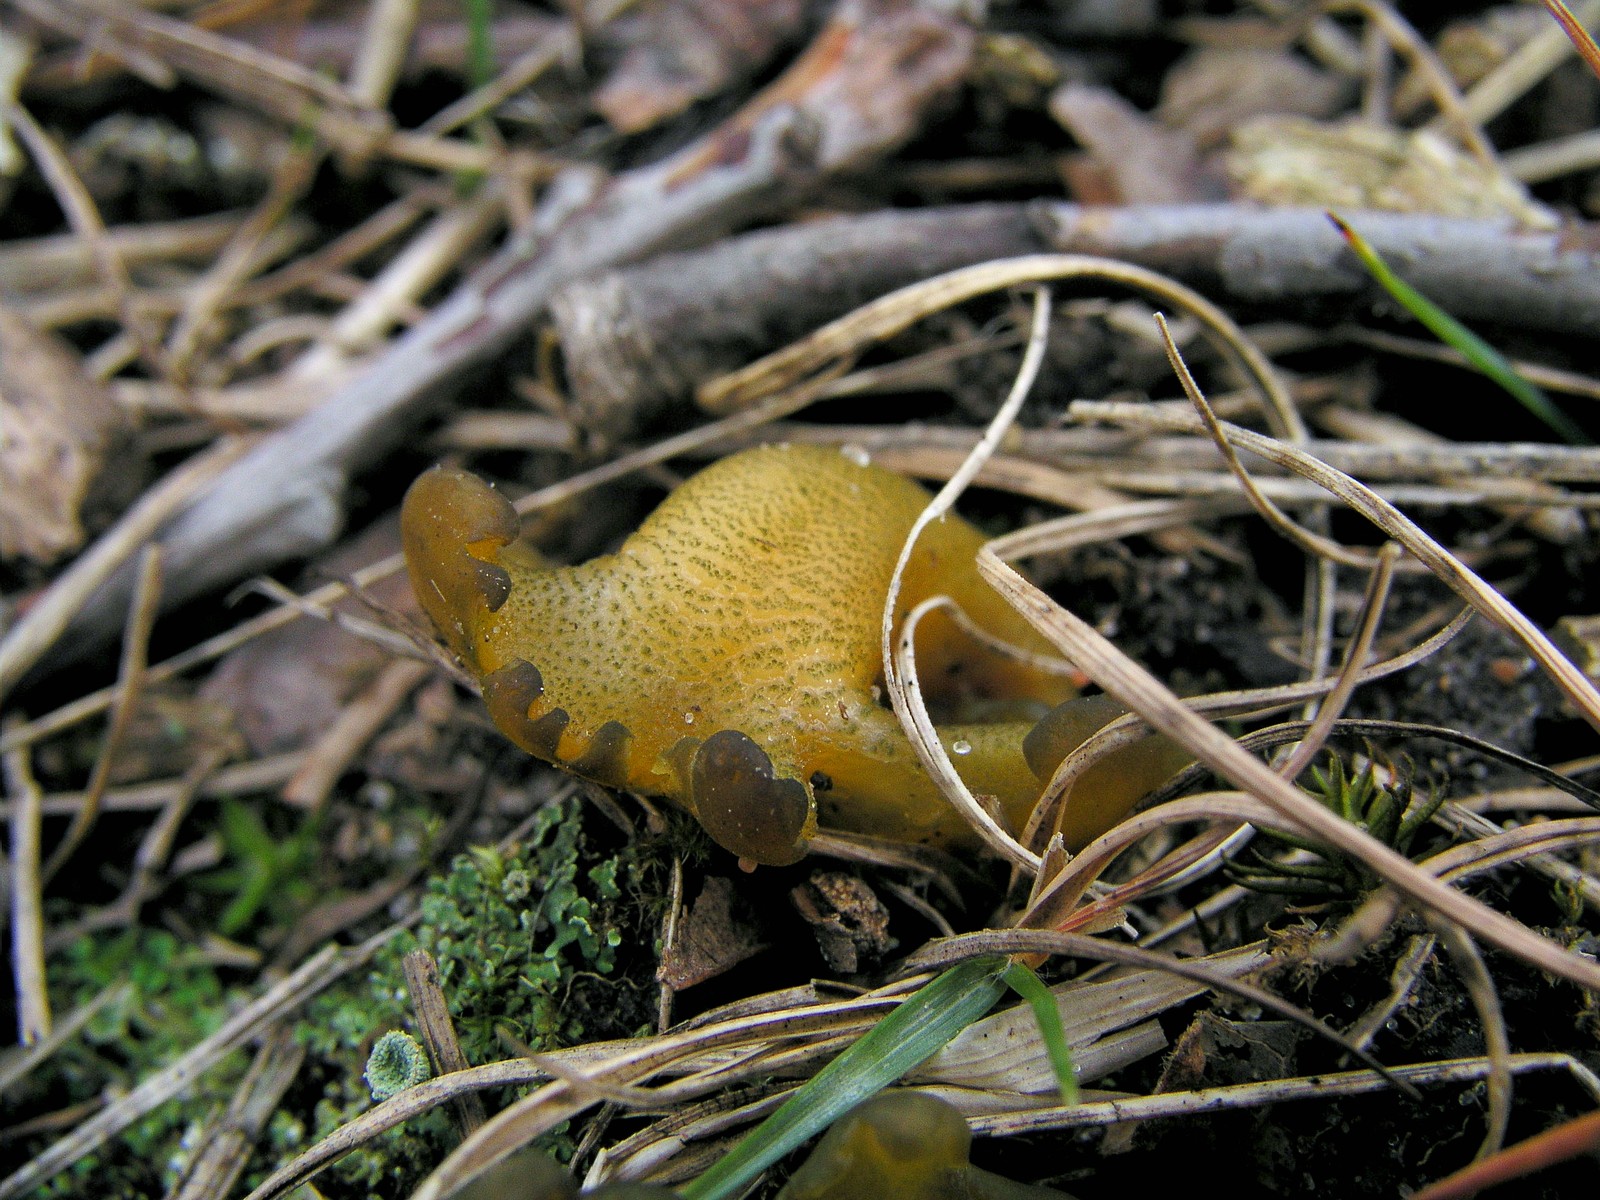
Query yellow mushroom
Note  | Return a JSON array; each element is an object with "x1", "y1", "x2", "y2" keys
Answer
[
  {"x1": 776, "y1": 1091, "x2": 1074, "y2": 1199},
  {"x1": 402, "y1": 444, "x2": 1183, "y2": 865},
  {"x1": 450, "y1": 1093, "x2": 1067, "y2": 1198}
]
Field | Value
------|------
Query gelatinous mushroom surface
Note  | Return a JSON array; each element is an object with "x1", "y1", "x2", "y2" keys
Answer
[
  {"x1": 776, "y1": 1091, "x2": 1074, "y2": 1199},
  {"x1": 402, "y1": 444, "x2": 1182, "y2": 864}
]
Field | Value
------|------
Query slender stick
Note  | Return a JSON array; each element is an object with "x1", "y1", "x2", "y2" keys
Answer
[
  {"x1": 42, "y1": 546, "x2": 163, "y2": 883},
  {"x1": 3, "y1": 731, "x2": 51, "y2": 1045}
]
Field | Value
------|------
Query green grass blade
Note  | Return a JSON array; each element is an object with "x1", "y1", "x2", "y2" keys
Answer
[
  {"x1": 1328, "y1": 212, "x2": 1588, "y2": 446},
  {"x1": 1001, "y1": 961, "x2": 1079, "y2": 1105},
  {"x1": 452, "y1": 0, "x2": 498, "y2": 193},
  {"x1": 463, "y1": 0, "x2": 495, "y2": 91},
  {"x1": 678, "y1": 956, "x2": 1009, "y2": 1200}
]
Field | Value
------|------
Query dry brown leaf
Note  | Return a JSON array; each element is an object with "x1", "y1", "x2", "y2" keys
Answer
[
  {"x1": 198, "y1": 519, "x2": 416, "y2": 756},
  {"x1": 594, "y1": 0, "x2": 809, "y2": 134},
  {"x1": 0, "y1": 307, "x2": 138, "y2": 564},
  {"x1": 1050, "y1": 81, "x2": 1221, "y2": 204},
  {"x1": 1158, "y1": 46, "x2": 1352, "y2": 149},
  {"x1": 655, "y1": 875, "x2": 769, "y2": 991}
]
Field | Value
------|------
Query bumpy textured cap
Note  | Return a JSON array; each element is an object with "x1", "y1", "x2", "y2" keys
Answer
[{"x1": 402, "y1": 445, "x2": 1179, "y2": 863}]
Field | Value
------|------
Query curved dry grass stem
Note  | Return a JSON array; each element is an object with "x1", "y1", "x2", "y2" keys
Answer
[
  {"x1": 524, "y1": 1053, "x2": 668, "y2": 1108},
  {"x1": 1068, "y1": 402, "x2": 1600, "y2": 734},
  {"x1": 1023, "y1": 711, "x2": 1159, "y2": 859},
  {"x1": 895, "y1": 597, "x2": 1040, "y2": 870},
  {"x1": 883, "y1": 288, "x2": 1056, "y2": 876},
  {"x1": 877, "y1": 257, "x2": 1303, "y2": 879},
  {"x1": 919, "y1": 595, "x2": 1081, "y2": 682},
  {"x1": 977, "y1": 551, "x2": 1600, "y2": 993},
  {"x1": 1275, "y1": 540, "x2": 1400, "y2": 782},
  {"x1": 1156, "y1": 312, "x2": 1379, "y2": 569},
  {"x1": 882, "y1": 285, "x2": 1053, "y2": 872},
  {"x1": 702, "y1": 255, "x2": 1302, "y2": 442},
  {"x1": 1021, "y1": 605, "x2": 1473, "y2": 892},
  {"x1": 1429, "y1": 819, "x2": 1600, "y2": 884},
  {"x1": 1021, "y1": 792, "x2": 1283, "y2": 930},
  {"x1": 1429, "y1": 920, "x2": 1512, "y2": 1161},
  {"x1": 1051, "y1": 824, "x2": 1250, "y2": 935},
  {"x1": 1434, "y1": 804, "x2": 1600, "y2": 910}
]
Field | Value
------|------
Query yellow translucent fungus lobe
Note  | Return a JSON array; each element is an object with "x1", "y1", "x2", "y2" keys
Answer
[
  {"x1": 455, "y1": 1094, "x2": 1070, "y2": 1198},
  {"x1": 401, "y1": 444, "x2": 1181, "y2": 866},
  {"x1": 776, "y1": 1091, "x2": 1073, "y2": 1199}
]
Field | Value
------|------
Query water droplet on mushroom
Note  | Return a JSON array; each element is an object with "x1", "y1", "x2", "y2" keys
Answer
[{"x1": 951, "y1": 739, "x2": 972, "y2": 756}]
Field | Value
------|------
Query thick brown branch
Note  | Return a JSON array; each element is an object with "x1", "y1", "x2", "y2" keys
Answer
[
  {"x1": 549, "y1": 203, "x2": 1047, "y2": 441},
  {"x1": 546, "y1": 201, "x2": 1600, "y2": 431}
]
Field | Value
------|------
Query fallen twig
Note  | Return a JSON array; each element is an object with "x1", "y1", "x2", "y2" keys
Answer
[
  {"x1": 548, "y1": 202, "x2": 1600, "y2": 429},
  {"x1": 0, "y1": 936, "x2": 391, "y2": 1200},
  {"x1": 0, "y1": 436, "x2": 251, "y2": 700},
  {"x1": 34, "y1": 0, "x2": 977, "y2": 677},
  {"x1": 969, "y1": 1054, "x2": 1600, "y2": 1136},
  {"x1": 549, "y1": 203, "x2": 1046, "y2": 440},
  {"x1": 166, "y1": 1026, "x2": 306, "y2": 1200},
  {"x1": 2, "y1": 728, "x2": 49, "y2": 1045},
  {"x1": 402, "y1": 949, "x2": 488, "y2": 1138},
  {"x1": 40, "y1": 545, "x2": 162, "y2": 883}
]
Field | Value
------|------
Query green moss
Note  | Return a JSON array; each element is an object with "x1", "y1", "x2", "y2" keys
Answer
[
  {"x1": 366, "y1": 1031, "x2": 432, "y2": 1100},
  {"x1": 1225, "y1": 753, "x2": 1442, "y2": 906},
  {"x1": 402, "y1": 797, "x2": 636, "y2": 1057},
  {"x1": 293, "y1": 793, "x2": 668, "y2": 1195},
  {"x1": 24, "y1": 928, "x2": 250, "y2": 1199},
  {"x1": 24, "y1": 794, "x2": 674, "y2": 1200},
  {"x1": 189, "y1": 799, "x2": 319, "y2": 935}
]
